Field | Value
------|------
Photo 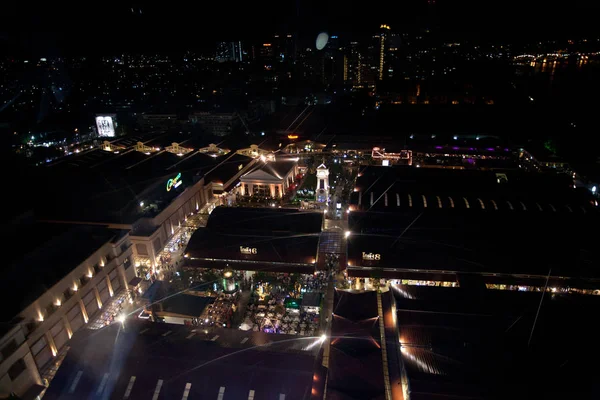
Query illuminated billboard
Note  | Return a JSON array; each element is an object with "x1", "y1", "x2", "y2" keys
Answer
[{"x1": 96, "y1": 115, "x2": 116, "y2": 137}]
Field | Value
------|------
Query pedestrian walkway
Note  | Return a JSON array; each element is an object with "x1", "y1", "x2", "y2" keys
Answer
[
  {"x1": 377, "y1": 292, "x2": 393, "y2": 400},
  {"x1": 231, "y1": 290, "x2": 252, "y2": 327},
  {"x1": 320, "y1": 270, "x2": 337, "y2": 368},
  {"x1": 87, "y1": 289, "x2": 129, "y2": 330},
  {"x1": 38, "y1": 345, "x2": 69, "y2": 398},
  {"x1": 36, "y1": 290, "x2": 132, "y2": 398}
]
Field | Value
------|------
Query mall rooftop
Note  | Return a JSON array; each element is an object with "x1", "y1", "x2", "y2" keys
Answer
[
  {"x1": 43, "y1": 319, "x2": 319, "y2": 400},
  {"x1": 326, "y1": 290, "x2": 386, "y2": 399},
  {"x1": 36, "y1": 146, "x2": 254, "y2": 224},
  {"x1": 391, "y1": 285, "x2": 600, "y2": 399},
  {"x1": 347, "y1": 209, "x2": 600, "y2": 288},
  {"x1": 185, "y1": 207, "x2": 322, "y2": 273},
  {"x1": 350, "y1": 165, "x2": 598, "y2": 213}
]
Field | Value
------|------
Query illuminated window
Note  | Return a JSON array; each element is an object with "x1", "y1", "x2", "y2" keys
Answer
[{"x1": 253, "y1": 184, "x2": 270, "y2": 197}]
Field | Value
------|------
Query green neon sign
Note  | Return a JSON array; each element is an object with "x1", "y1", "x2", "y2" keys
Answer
[{"x1": 166, "y1": 172, "x2": 182, "y2": 191}]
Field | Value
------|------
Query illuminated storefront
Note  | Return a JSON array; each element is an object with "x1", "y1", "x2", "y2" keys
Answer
[
  {"x1": 485, "y1": 283, "x2": 600, "y2": 296},
  {"x1": 240, "y1": 159, "x2": 300, "y2": 198}
]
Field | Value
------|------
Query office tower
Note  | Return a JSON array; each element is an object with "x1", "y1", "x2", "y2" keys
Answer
[
  {"x1": 258, "y1": 43, "x2": 274, "y2": 63},
  {"x1": 323, "y1": 35, "x2": 343, "y2": 85},
  {"x1": 344, "y1": 42, "x2": 363, "y2": 87},
  {"x1": 215, "y1": 41, "x2": 243, "y2": 63},
  {"x1": 273, "y1": 34, "x2": 296, "y2": 63},
  {"x1": 387, "y1": 33, "x2": 402, "y2": 78},
  {"x1": 379, "y1": 24, "x2": 391, "y2": 80}
]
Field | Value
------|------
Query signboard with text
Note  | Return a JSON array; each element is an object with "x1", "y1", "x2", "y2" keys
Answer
[
  {"x1": 362, "y1": 252, "x2": 381, "y2": 261},
  {"x1": 240, "y1": 246, "x2": 258, "y2": 255},
  {"x1": 96, "y1": 115, "x2": 116, "y2": 137}
]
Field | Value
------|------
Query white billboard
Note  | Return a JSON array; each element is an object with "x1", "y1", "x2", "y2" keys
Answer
[{"x1": 96, "y1": 116, "x2": 115, "y2": 137}]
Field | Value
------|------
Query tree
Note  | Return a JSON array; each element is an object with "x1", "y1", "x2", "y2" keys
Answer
[
  {"x1": 136, "y1": 265, "x2": 151, "y2": 279},
  {"x1": 544, "y1": 138, "x2": 558, "y2": 155},
  {"x1": 274, "y1": 304, "x2": 285, "y2": 315}
]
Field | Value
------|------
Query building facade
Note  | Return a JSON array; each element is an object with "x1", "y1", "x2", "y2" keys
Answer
[
  {"x1": 378, "y1": 24, "x2": 391, "y2": 80},
  {"x1": 190, "y1": 112, "x2": 241, "y2": 136},
  {"x1": 128, "y1": 153, "x2": 256, "y2": 274},
  {"x1": 127, "y1": 175, "x2": 208, "y2": 275},
  {"x1": 240, "y1": 160, "x2": 299, "y2": 198},
  {"x1": 215, "y1": 41, "x2": 243, "y2": 63},
  {"x1": 0, "y1": 229, "x2": 135, "y2": 399}
]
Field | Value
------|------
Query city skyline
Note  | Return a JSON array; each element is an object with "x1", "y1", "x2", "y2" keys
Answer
[
  {"x1": 2, "y1": 2, "x2": 600, "y2": 399},
  {"x1": 3, "y1": 1, "x2": 600, "y2": 56}
]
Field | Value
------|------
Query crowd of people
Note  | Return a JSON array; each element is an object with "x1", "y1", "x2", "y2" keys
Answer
[
  {"x1": 240, "y1": 298, "x2": 320, "y2": 336},
  {"x1": 237, "y1": 271, "x2": 327, "y2": 336},
  {"x1": 198, "y1": 292, "x2": 238, "y2": 328}
]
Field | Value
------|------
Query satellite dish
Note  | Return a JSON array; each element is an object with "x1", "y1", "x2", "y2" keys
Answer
[{"x1": 316, "y1": 32, "x2": 329, "y2": 50}]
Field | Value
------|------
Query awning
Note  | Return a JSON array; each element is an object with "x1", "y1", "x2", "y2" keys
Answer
[{"x1": 302, "y1": 292, "x2": 322, "y2": 308}]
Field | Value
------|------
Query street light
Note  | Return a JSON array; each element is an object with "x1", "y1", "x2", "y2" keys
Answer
[{"x1": 345, "y1": 231, "x2": 351, "y2": 238}]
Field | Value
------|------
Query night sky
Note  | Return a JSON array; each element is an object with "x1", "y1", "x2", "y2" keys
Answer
[{"x1": 2, "y1": 0, "x2": 600, "y2": 55}]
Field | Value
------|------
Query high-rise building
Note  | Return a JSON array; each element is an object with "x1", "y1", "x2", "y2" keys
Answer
[
  {"x1": 215, "y1": 41, "x2": 243, "y2": 63},
  {"x1": 387, "y1": 33, "x2": 402, "y2": 79},
  {"x1": 344, "y1": 42, "x2": 363, "y2": 87},
  {"x1": 378, "y1": 24, "x2": 391, "y2": 80},
  {"x1": 325, "y1": 35, "x2": 340, "y2": 55},
  {"x1": 272, "y1": 34, "x2": 296, "y2": 63},
  {"x1": 323, "y1": 35, "x2": 343, "y2": 85},
  {"x1": 362, "y1": 37, "x2": 379, "y2": 86},
  {"x1": 258, "y1": 43, "x2": 274, "y2": 63}
]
